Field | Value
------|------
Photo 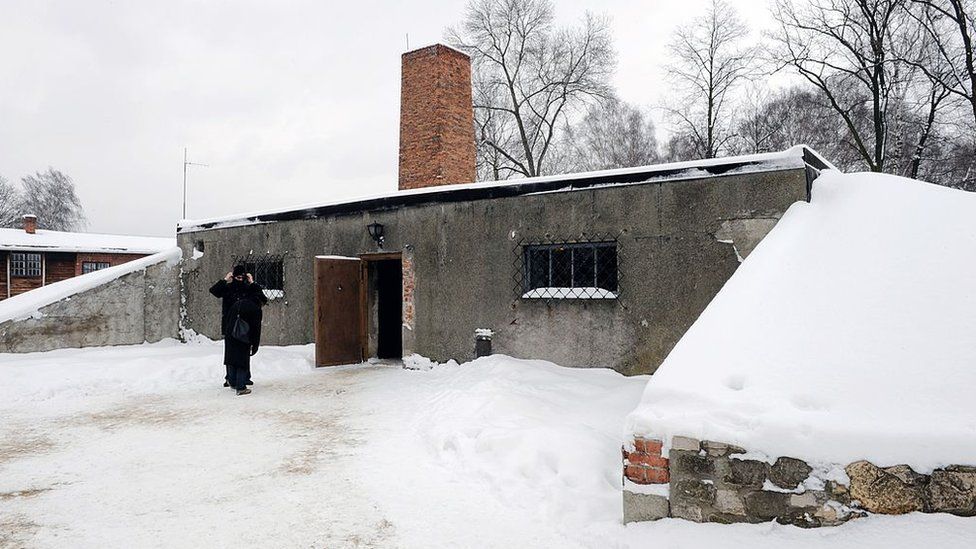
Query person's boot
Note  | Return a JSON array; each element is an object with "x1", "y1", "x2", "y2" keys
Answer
[
  {"x1": 223, "y1": 381, "x2": 230, "y2": 388},
  {"x1": 236, "y1": 388, "x2": 251, "y2": 396}
]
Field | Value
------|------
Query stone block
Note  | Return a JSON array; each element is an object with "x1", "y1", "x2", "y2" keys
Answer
[
  {"x1": 744, "y1": 491, "x2": 790, "y2": 520},
  {"x1": 671, "y1": 435, "x2": 701, "y2": 452},
  {"x1": 726, "y1": 458, "x2": 769, "y2": 488},
  {"x1": 790, "y1": 491, "x2": 818, "y2": 508},
  {"x1": 769, "y1": 457, "x2": 813, "y2": 490},
  {"x1": 927, "y1": 467, "x2": 976, "y2": 516},
  {"x1": 670, "y1": 450, "x2": 715, "y2": 480},
  {"x1": 623, "y1": 491, "x2": 670, "y2": 523},
  {"x1": 702, "y1": 440, "x2": 746, "y2": 458},
  {"x1": 825, "y1": 480, "x2": 851, "y2": 505},
  {"x1": 846, "y1": 460, "x2": 925, "y2": 514},
  {"x1": 673, "y1": 479, "x2": 718, "y2": 505},
  {"x1": 714, "y1": 489, "x2": 746, "y2": 515}
]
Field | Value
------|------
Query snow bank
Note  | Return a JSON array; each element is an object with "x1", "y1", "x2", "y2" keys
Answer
[
  {"x1": 0, "y1": 247, "x2": 181, "y2": 323},
  {"x1": 626, "y1": 172, "x2": 976, "y2": 472},
  {"x1": 0, "y1": 228, "x2": 174, "y2": 253}
]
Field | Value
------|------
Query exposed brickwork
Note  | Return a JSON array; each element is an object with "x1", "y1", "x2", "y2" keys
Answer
[
  {"x1": 623, "y1": 437, "x2": 669, "y2": 485},
  {"x1": 401, "y1": 254, "x2": 416, "y2": 329},
  {"x1": 23, "y1": 215, "x2": 37, "y2": 234},
  {"x1": 398, "y1": 44, "x2": 476, "y2": 191}
]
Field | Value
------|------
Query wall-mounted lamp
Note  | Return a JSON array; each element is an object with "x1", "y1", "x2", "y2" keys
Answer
[{"x1": 367, "y1": 222, "x2": 385, "y2": 248}]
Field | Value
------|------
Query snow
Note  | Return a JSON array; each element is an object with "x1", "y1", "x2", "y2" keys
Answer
[
  {"x1": 522, "y1": 287, "x2": 619, "y2": 299},
  {"x1": 0, "y1": 247, "x2": 181, "y2": 323},
  {"x1": 0, "y1": 227, "x2": 174, "y2": 254},
  {"x1": 626, "y1": 171, "x2": 976, "y2": 472},
  {"x1": 178, "y1": 146, "x2": 815, "y2": 233},
  {"x1": 1, "y1": 342, "x2": 974, "y2": 547}
]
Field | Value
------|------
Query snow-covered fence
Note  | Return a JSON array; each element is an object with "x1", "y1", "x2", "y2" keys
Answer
[{"x1": 0, "y1": 248, "x2": 182, "y2": 353}]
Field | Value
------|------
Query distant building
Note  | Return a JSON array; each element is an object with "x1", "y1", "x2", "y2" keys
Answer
[{"x1": 0, "y1": 215, "x2": 174, "y2": 300}]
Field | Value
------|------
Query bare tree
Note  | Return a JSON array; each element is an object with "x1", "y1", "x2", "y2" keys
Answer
[
  {"x1": 734, "y1": 85, "x2": 863, "y2": 168},
  {"x1": 18, "y1": 168, "x2": 87, "y2": 231},
  {"x1": 907, "y1": 0, "x2": 976, "y2": 124},
  {"x1": 665, "y1": 0, "x2": 758, "y2": 159},
  {"x1": 0, "y1": 175, "x2": 21, "y2": 228},
  {"x1": 562, "y1": 100, "x2": 660, "y2": 172},
  {"x1": 447, "y1": 0, "x2": 615, "y2": 179},
  {"x1": 770, "y1": 0, "x2": 917, "y2": 173}
]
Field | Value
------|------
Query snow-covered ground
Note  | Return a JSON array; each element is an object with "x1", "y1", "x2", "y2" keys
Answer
[{"x1": 2, "y1": 341, "x2": 974, "y2": 548}]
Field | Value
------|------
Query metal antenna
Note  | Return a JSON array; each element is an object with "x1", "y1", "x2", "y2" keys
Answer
[{"x1": 182, "y1": 147, "x2": 208, "y2": 219}]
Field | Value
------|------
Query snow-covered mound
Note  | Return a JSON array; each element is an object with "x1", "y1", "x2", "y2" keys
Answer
[{"x1": 626, "y1": 171, "x2": 976, "y2": 472}]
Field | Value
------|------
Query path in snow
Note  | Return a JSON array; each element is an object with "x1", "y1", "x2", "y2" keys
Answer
[{"x1": 2, "y1": 342, "x2": 976, "y2": 548}]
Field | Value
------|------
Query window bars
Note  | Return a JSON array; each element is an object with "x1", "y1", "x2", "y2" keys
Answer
[
  {"x1": 233, "y1": 254, "x2": 285, "y2": 300},
  {"x1": 513, "y1": 234, "x2": 622, "y2": 302}
]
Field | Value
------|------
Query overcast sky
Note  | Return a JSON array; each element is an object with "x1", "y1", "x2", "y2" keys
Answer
[{"x1": 0, "y1": 0, "x2": 775, "y2": 236}]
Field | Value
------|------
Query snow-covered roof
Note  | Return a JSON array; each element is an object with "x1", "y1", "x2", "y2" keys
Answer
[
  {"x1": 625, "y1": 171, "x2": 976, "y2": 472},
  {"x1": 0, "y1": 228, "x2": 174, "y2": 254},
  {"x1": 0, "y1": 247, "x2": 181, "y2": 324},
  {"x1": 178, "y1": 146, "x2": 833, "y2": 234}
]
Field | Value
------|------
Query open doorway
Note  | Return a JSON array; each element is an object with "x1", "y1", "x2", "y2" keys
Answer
[{"x1": 363, "y1": 253, "x2": 402, "y2": 360}]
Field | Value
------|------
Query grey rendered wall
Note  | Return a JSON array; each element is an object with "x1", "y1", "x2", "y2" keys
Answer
[
  {"x1": 178, "y1": 169, "x2": 807, "y2": 375},
  {"x1": 0, "y1": 259, "x2": 180, "y2": 353}
]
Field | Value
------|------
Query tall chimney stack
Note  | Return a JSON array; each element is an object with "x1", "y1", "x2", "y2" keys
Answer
[
  {"x1": 398, "y1": 44, "x2": 476, "y2": 191},
  {"x1": 23, "y1": 214, "x2": 37, "y2": 235}
]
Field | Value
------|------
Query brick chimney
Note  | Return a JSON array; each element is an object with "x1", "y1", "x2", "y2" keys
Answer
[
  {"x1": 398, "y1": 44, "x2": 476, "y2": 191},
  {"x1": 23, "y1": 214, "x2": 37, "y2": 234}
]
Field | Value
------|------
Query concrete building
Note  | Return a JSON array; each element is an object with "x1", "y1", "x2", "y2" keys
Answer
[
  {"x1": 0, "y1": 215, "x2": 174, "y2": 301},
  {"x1": 176, "y1": 45, "x2": 832, "y2": 375}
]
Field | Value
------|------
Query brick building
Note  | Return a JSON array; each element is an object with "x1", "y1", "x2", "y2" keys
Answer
[{"x1": 0, "y1": 215, "x2": 174, "y2": 300}]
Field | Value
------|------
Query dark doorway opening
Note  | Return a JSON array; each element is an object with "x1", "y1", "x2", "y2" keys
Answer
[{"x1": 365, "y1": 256, "x2": 403, "y2": 359}]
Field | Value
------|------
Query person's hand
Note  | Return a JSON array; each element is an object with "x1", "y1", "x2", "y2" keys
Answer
[
  {"x1": 224, "y1": 272, "x2": 233, "y2": 282},
  {"x1": 246, "y1": 273, "x2": 254, "y2": 284}
]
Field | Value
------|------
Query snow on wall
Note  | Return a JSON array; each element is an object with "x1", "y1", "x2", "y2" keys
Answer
[
  {"x1": 625, "y1": 171, "x2": 976, "y2": 472},
  {"x1": 0, "y1": 247, "x2": 181, "y2": 324}
]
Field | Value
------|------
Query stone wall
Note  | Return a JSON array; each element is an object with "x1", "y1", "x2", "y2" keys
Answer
[
  {"x1": 623, "y1": 435, "x2": 976, "y2": 527},
  {"x1": 0, "y1": 256, "x2": 180, "y2": 353}
]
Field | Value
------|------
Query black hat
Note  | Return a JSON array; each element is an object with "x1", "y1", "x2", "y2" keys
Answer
[{"x1": 232, "y1": 265, "x2": 246, "y2": 277}]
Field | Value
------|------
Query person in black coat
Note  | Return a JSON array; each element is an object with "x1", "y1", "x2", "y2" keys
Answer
[{"x1": 209, "y1": 265, "x2": 267, "y2": 395}]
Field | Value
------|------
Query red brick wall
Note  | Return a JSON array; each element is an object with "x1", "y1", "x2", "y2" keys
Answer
[
  {"x1": 74, "y1": 253, "x2": 146, "y2": 276},
  {"x1": 398, "y1": 44, "x2": 476, "y2": 191},
  {"x1": 45, "y1": 253, "x2": 76, "y2": 284},
  {"x1": 623, "y1": 437, "x2": 670, "y2": 484}
]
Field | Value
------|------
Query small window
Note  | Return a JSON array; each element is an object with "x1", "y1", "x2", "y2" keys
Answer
[
  {"x1": 10, "y1": 253, "x2": 42, "y2": 277},
  {"x1": 522, "y1": 242, "x2": 618, "y2": 299},
  {"x1": 82, "y1": 261, "x2": 111, "y2": 274},
  {"x1": 234, "y1": 255, "x2": 285, "y2": 300}
]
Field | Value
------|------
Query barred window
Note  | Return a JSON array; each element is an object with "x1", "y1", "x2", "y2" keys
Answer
[
  {"x1": 82, "y1": 261, "x2": 111, "y2": 274},
  {"x1": 11, "y1": 253, "x2": 42, "y2": 277},
  {"x1": 234, "y1": 255, "x2": 285, "y2": 300},
  {"x1": 521, "y1": 242, "x2": 618, "y2": 299}
]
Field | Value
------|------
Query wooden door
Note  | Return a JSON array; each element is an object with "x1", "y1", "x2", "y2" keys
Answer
[{"x1": 314, "y1": 256, "x2": 365, "y2": 367}]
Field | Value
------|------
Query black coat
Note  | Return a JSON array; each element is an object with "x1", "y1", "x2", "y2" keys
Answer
[
  {"x1": 209, "y1": 279, "x2": 268, "y2": 335},
  {"x1": 223, "y1": 298, "x2": 263, "y2": 367},
  {"x1": 210, "y1": 279, "x2": 267, "y2": 368}
]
